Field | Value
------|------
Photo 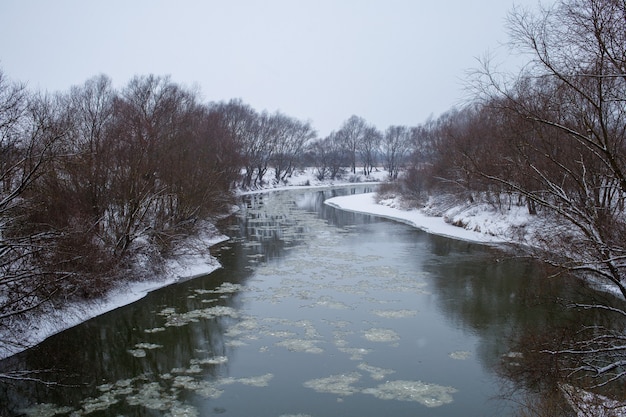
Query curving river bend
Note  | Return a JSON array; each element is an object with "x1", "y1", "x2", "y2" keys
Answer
[{"x1": 0, "y1": 186, "x2": 599, "y2": 416}]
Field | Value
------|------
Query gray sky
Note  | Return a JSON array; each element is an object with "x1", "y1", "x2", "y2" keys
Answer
[{"x1": 0, "y1": 0, "x2": 546, "y2": 136}]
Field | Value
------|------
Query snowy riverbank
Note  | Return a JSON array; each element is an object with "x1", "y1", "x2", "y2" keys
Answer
[
  {"x1": 325, "y1": 193, "x2": 506, "y2": 244},
  {"x1": 324, "y1": 192, "x2": 544, "y2": 247}
]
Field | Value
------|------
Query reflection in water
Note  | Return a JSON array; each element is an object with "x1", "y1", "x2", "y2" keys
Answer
[{"x1": 0, "y1": 186, "x2": 619, "y2": 416}]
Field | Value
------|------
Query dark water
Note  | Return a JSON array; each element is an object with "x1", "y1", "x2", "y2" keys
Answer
[{"x1": 0, "y1": 187, "x2": 601, "y2": 416}]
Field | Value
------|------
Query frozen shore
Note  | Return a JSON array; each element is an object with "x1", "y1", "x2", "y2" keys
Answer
[
  {"x1": 324, "y1": 192, "x2": 541, "y2": 247},
  {"x1": 325, "y1": 193, "x2": 506, "y2": 244}
]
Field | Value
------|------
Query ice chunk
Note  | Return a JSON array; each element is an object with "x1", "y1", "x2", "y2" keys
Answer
[
  {"x1": 371, "y1": 309, "x2": 418, "y2": 319},
  {"x1": 449, "y1": 351, "x2": 471, "y2": 360},
  {"x1": 303, "y1": 372, "x2": 362, "y2": 396},
  {"x1": 357, "y1": 363, "x2": 395, "y2": 380},
  {"x1": 363, "y1": 380, "x2": 457, "y2": 407},
  {"x1": 20, "y1": 403, "x2": 75, "y2": 417},
  {"x1": 362, "y1": 328, "x2": 400, "y2": 343},
  {"x1": 276, "y1": 339, "x2": 324, "y2": 354}
]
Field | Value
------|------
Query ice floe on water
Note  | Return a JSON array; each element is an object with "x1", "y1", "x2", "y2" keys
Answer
[
  {"x1": 362, "y1": 380, "x2": 457, "y2": 407},
  {"x1": 303, "y1": 372, "x2": 363, "y2": 396},
  {"x1": 371, "y1": 309, "x2": 418, "y2": 319},
  {"x1": 144, "y1": 326, "x2": 166, "y2": 333},
  {"x1": 303, "y1": 373, "x2": 457, "y2": 407},
  {"x1": 194, "y1": 282, "x2": 243, "y2": 295},
  {"x1": 338, "y1": 347, "x2": 373, "y2": 361},
  {"x1": 275, "y1": 338, "x2": 324, "y2": 354},
  {"x1": 357, "y1": 363, "x2": 396, "y2": 380},
  {"x1": 307, "y1": 296, "x2": 352, "y2": 310},
  {"x1": 159, "y1": 305, "x2": 239, "y2": 327},
  {"x1": 223, "y1": 373, "x2": 274, "y2": 387},
  {"x1": 22, "y1": 363, "x2": 272, "y2": 416},
  {"x1": 449, "y1": 350, "x2": 472, "y2": 360},
  {"x1": 362, "y1": 327, "x2": 401, "y2": 343}
]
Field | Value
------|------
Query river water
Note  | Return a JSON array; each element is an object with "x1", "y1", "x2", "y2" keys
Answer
[{"x1": 0, "y1": 186, "x2": 601, "y2": 416}]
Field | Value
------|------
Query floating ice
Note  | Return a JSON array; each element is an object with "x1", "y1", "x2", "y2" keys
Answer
[
  {"x1": 309, "y1": 297, "x2": 352, "y2": 310},
  {"x1": 279, "y1": 415, "x2": 312, "y2": 417},
  {"x1": 303, "y1": 372, "x2": 362, "y2": 396},
  {"x1": 193, "y1": 382, "x2": 225, "y2": 399},
  {"x1": 128, "y1": 348, "x2": 146, "y2": 358},
  {"x1": 226, "y1": 316, "x2": 263, "y2": 337},
  {"x1": 276, "y1": 338, "x2": 324, "y2": 354},
  {"x1": 362, "y1": 380, "x2": 457, "y2": 407},
  {"x1": 357, "y1": 363, "x2": 395, "y2": 380},
  {"x1": 236, "y1": 373, "x2": 274, "y2": 387},
  {"x1": 81, "y1": 391, "x2": 119, "y2": 413},
  {"x1": 449, "y1": 351, "x2": 471, "y2": 360},
  {"x1": 362, "y1": 328, "x2": 400, "y2": 343},
  {"x1": 169, "y1": 403, "x2": 199, "y2": 417},
  {"x1": 172, "y1": 376, "x2": 224, "y2": 399},
  {"x1": 262, "y1": 330, "x2": 298, "y2": 339},
  {"x1": 161, "y1": 305, "x2": 239, "y2": 327},
  {"x1": 372, "y1": 309, "x2": 418, "y2": 319},
  {"x1": 213, "y1": 282, "x2": 243, "y2": 294},
  {"x1": 225, "y1": 339, "x2": 248, "y2": 347},
  {"x1": 126, "y1": 382, "x2": 178, "y2": 410},
  {"x1": 144, "y1": 327, "x2": 166, "y2": 333},
  {"x1": 20, "y1": 403, "x2": 75, "y2": 417},
  {"x1": 338, "y1": 347, "x2": 372, "y2": 361},
  {"x1": 158, "y1": 307, "x2": 176, "y2": 316},
  {"x1": 135, "y1": 342, "x2": 163, "y2": 350}
]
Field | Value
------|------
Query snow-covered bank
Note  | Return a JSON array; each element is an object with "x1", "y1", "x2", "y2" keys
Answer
[
  {"x1": 0, "y1": 233, "x2": 228, "y2": 360},
  {"x1": 324, "y1": 192, "x2": 536, "y2": 245}
]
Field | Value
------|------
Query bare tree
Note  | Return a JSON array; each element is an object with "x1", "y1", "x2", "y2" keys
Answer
[
  {"x1": 271, "y1": 115, "x2": 316, "y2": 183},
  {"x1": 0, "y1": 77, "x2": 69, "y2": 354},
  {"x1": 310, "y1": 132, "x2": 347, "y2": 181},
  {"x1": 336, "y1": 115, "x2": 367, "y2": 174},
  {"x1": 359, "y1": 125, "x2": 381, "y2": 176},
  {"x1": 382, "y1": 125, "x2": 412, "y2": 180}
]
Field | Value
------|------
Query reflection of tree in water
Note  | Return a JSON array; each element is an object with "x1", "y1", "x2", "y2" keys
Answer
[
  {"x1": 422, "y1": 234, "x2": 626, "y2": 415},
  {"x1": 498, "y1": 287, "x2": 626, "y2": 416}
]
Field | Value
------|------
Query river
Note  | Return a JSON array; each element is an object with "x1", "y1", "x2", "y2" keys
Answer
[{"x1": 0, "y1": 186, "x2": 603, "y2": 416}]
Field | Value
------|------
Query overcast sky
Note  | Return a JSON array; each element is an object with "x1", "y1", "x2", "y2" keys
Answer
[{"x1": 0, "y1": 0, "x2": 547, "y2": 136}]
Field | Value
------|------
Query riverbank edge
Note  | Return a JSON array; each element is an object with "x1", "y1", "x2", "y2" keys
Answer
[{"x1": 324, "y1": 193, "x2": 512, "y2": 245}]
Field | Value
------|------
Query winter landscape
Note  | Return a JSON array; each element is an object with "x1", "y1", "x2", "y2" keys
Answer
[{"x1": 2, "y1": 0, "x2": 626, "y2": 416}]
